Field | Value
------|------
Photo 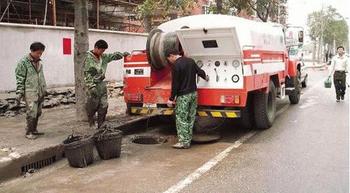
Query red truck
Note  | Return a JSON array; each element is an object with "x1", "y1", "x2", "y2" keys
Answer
[{"x1": 123, "y1": 15, "x2": 304, "y2": 129}]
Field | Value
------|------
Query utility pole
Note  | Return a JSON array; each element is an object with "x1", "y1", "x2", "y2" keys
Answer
[
  {"x1": 96, "y1": 0, "x2": 100, "y2": 29},
  {"x1": 52, "y1": 0, "x2": 57, "y2": 26},
  {"x1": 74, "y1": 0, "x2": 89, "y2": 121}
]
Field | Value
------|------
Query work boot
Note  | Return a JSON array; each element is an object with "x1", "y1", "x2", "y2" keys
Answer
[
  {"x1": 25, "y1": 132, "x2": 38, "y2": 140},
  {"x1": 336, "y1": 95, "x2": 340, "y2": 102},
  {"x1": 32, "y1": 117, "x2": 44, "y2": 135},
  {"x1": 172, "y1": 143, "x2": 190, "y2": 149},
  {"x1": 97, "y1": 111, "x2": 107, "y2": 129}
]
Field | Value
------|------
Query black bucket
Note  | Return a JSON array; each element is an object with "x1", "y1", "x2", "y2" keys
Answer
[
  {"x1": 94, "y1": 129, "x2": 123, "y2": 160},
  {"x1": 63, "y1": 135, "x2": 94, "y2": 168}
]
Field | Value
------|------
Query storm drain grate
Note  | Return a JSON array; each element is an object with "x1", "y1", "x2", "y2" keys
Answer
[{"x1": 21, "y1": 156, "x2": 56, "y2": 174}]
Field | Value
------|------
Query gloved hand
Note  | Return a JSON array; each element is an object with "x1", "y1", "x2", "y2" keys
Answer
[
  {"x1": 167, "y1": 99, "x2": 175, "y2": 108},
  {"x1": 205, "y1": 75, "x2": 210, "y2": 81},
  {"x1": 123, "y1": 52, "x2": 130, "y2": 57},
  {"x1": 15, "y1": 94, "x2": 23, "y2": 106}
]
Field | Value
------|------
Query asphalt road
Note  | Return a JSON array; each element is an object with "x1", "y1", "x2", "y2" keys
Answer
[
  {"x1": 181, "y1": 67, "x2": 349, "y2": 193},
  {"x1": 0, "y1": 66, "x2": 348, "y2": 193}
]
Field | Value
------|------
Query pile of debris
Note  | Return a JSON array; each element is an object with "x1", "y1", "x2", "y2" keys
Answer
[
  {"x1": 0, "y1": 88, "x2": 76, "y2": 117},
  {"x1": 0, "y1": 83, "x2": 124, "y2": 117}
]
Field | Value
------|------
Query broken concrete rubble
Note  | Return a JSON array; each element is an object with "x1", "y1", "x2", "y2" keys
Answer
[{"x1": 0, "y1": 85, "x2": 124, "y2": 117}]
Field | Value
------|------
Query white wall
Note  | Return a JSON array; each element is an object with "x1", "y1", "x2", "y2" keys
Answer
[{"x1": 0, "y1": 23, "x2": 147, "y2": 92}]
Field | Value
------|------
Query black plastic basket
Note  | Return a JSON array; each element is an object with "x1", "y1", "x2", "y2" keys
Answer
[
  {"x1": 94, "y1": 129, "x2": 123, "y2": 160},
  {"x1": 63, "y1": 135, "x2": 94, "y2": 168}
]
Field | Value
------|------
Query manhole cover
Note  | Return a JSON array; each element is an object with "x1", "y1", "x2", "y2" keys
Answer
[{"x1": 132, "y1": 135, "x2": 167, "y2": 145}]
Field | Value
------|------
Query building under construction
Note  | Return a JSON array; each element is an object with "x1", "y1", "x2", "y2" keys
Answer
[
  {"x1": 0, "y1": 0, "x2": 210, "y2": 33},
  {"x1": 0, "y1": 0, "x2": 155, "y2": 33}
]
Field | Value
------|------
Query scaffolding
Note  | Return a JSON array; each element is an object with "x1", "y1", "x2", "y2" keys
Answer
[{"x1": 0, "y1": 0, "x2": 147, "y2": 32}]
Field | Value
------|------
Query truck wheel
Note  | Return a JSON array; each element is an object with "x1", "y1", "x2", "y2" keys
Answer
[
  {"x1": 126, "y1": 103, "x2": 143, "y2": 115},
  {"x1": 301, "y1": 74, "x2": 308, "y2": 88},
  {"x1": 289, "y1": 71, "x2": 301, "y2": 104},
  {"x1": 240, "y1": 94, "x2": 255, "y2": 129},
  {"x1": 253, "y1": 81, "x2": 276, "y2": 129}
]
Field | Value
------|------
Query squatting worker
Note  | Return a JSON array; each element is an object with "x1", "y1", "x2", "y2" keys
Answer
[
  {"x1": 328, "y1": 46, "x2": 349, "y2": 102},
  {"x1": 84, "y1": 39, "x2": 129, "y2": 128},
  {"x1": 15, "y1": 42, "x2": 47, "y2": 140},
  {"x1": 166, "y1": 49, "x2": 209, "y2": 149}
]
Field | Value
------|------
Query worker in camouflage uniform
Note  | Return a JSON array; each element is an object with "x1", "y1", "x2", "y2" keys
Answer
[
  {"x1": 166, "y1": 49, "x2": 209, "y2": 149},
  {"x1": 84, "y1": 39, "x2": 129, "y2": 128},
  {"x1": 15, "y1": 42, "x2": 47, "y2": 139}
]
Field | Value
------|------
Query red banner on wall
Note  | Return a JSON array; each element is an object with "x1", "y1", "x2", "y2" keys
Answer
[{"x1": 63, "y1": 38, "x2": 71, "y2": 55}]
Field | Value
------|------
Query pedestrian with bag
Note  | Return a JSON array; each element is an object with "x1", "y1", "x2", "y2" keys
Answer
[{"x1": 328, "y1": 46, "x2": 349, "y2": 102}]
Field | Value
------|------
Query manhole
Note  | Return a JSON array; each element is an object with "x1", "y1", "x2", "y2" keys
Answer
[{"x1": 132, "y1": 135, "x2": 167, "y2": 145}]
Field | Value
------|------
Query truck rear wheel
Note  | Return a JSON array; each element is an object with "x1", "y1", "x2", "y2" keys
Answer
[
  {"x1": 289, "y1": 71, "x2": 301, "y2": 104},
  {"x1": 240, "y1": 94, "x2": 255, "y2": 129},
  {"x1": 253, "y1": 81, "x2": 276, "y2": 129}
]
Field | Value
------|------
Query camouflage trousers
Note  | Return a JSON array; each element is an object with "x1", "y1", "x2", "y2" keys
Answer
[
  {"x1": 85, "y1": 83, "x2": 108, "y2": 128},
  {"x1": 175, "y1": 92, "x2": 197, "y2": 145},
  {"x1": 25, "y1": 95, "x2": 44, "y2": 133}
]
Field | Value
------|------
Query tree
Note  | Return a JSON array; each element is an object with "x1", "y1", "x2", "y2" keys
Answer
[
  {"x1": 307, "y1": 6, "x2": 349, "y2": 61},
  {"x1": 208, "y1": 0, "x2": 286, "y2": 22},
  {"x1": 74, "y1": 0, "x2": 89, "y2": 121},
  {"x1": 247, "y1": 0, "x2": 286, "y2": 22},
  {"x1": 136, "y1": 0, "x2": 196, "y2": 32}
]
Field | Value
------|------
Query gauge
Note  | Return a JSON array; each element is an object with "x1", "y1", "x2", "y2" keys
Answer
[
  {"x1": 232, "y1": 60, "x2": 240, "y2": 68},
  {"x1": 196, "y1": 60, "x2": 204, "y2": 68},
  {"x1": 215, "y1": 61, "x2": 220, "y2": 67},
  {"x1": 232, "y1": 74, "x2": 240, "y2": 83}
]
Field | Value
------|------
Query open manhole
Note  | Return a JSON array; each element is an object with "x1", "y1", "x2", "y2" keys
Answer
[{"x1": 132, "y1": 135, "x2": 167, "y2": 145}]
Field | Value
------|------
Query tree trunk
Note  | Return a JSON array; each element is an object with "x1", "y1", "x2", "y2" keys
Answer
[
  {"x1": 216, "y1": 0, "x2": 223, "y2": 14},
  {"x1": 317, "y1": 38, "x2": 322, "y2": 62},
  {"x1": 74, "y1": 0, "x2": 89, "y2": 121},
  {"x1": 312, "y1": 41, "x2": 316, "y2": 64},
  {"x1": 144, "y1": 15, "x2": 152, "y2": 33}
]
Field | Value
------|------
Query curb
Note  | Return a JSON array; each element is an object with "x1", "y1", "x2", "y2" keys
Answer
[{"x1": 0, "y1": 115, "x2": 157, "y2": 183}]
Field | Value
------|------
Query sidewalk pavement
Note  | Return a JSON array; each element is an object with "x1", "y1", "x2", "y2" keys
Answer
[{"x1": 0, "y1": 96, "x2": 148, "y2": 182}]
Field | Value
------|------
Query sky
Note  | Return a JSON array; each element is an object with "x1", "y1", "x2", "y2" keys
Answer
[{"x1": 287, "y1": 0, "x2": 350, "y2": 45}]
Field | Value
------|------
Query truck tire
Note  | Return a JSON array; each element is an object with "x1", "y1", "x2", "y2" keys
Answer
[
  {"x1": 240, "y1": 94, "x2": 255, "y2": 129},
  {"x1": 289, "y1": 71, "x2": 301, "y2": 104},
  {"x1": 301, "y1": 74, "x2": 308, "y2": 88},
  {"x1": 253, "y1": 81, "x2": 276, "y2": 129},
  {"x1": 126, "y1": 103, "x2": 143, "y2": 115}
]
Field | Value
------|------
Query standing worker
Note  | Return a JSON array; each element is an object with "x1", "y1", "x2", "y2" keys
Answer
[
  {"x1": 328, "y1": 46, "x2": 349, "y2": 102},
  {"x1": 84, "y1": 39, "x2": 129, "y2": 128},
  {"x1": 166, "y1": 49, "x2": 209, "y2": 149},
  {"x1": 15, "y1": 42, "x2": 47, "y2": 139}
]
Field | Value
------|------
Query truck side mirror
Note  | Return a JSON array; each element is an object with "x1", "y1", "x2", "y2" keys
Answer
[{"x1": 298, "y1": 31, "x2": 304, "y2": 43}]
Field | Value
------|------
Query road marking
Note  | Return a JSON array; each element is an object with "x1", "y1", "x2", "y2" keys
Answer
[
  {"x1": 163, "y1": 131, "x2": 256, "y2": 193},
  {"x1": 164, "y1": 90, "x2": 292, "y2": 193}
]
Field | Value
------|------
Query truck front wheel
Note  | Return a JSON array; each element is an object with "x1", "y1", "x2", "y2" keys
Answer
[
  {"x1": 253, "y1": 81, "x2": 276, "y2": 129},
  {"x1": 289, "y1": 71, "x2": 301, "y2": 104}
]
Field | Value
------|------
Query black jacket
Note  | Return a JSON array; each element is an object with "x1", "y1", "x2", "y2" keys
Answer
[{"x1": 169, "y1": 56, "x2": 206, "y2": 101}]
